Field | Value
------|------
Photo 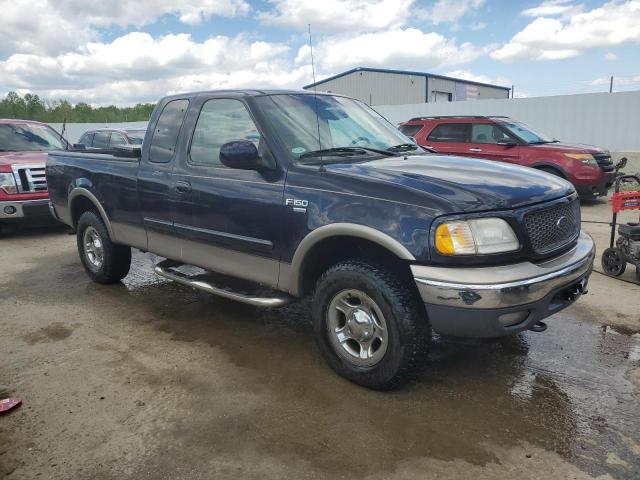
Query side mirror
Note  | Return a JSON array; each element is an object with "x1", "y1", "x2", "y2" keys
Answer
[
  {"x1": 615, "y1": 156, "x2": 627, "y2": 171},
  {"x1": 73, "y1": 143, "x2": 86, "y2": 150},
  {"x1": 220, "y1": 140, "x2": 264, "y2": 170},
  {"x1": 497, "y1": 140, "x2": 517, "y2": 148}
]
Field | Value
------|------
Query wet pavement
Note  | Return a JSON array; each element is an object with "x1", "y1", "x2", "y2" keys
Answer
[{"x1": 1, "y1": 224, "x2": 639, "y2": 479}]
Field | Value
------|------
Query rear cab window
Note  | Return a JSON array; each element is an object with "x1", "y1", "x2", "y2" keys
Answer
[
  {"x1": 427, "y1": 123, "x2": 470, "y2": 143},
  {"x1": 150, "y1": 99, "x2": 190, "y2": 163},
  {"x1": 93, "y1": 131, "x2": 110, "y2": 148}
]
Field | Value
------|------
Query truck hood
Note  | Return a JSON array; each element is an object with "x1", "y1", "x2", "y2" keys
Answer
[
  {"x1": 529, "y1": 141, "x2": 608, "y2": 154},
  {"x1": 0, "y1": 151, "x2": 48, "y2": 166},
  {"x1": 327, "y1": 154, "x2": 574, "y2": 212}
]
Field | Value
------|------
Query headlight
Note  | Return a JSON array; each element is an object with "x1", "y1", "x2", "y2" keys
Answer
[
  {"x1": 435, "y1": 218, "x2": 519, "y2": 255},
  {"x1": 0, "y1": 172, "x2": 18, "y2": 194},
  {"x1": 564, "y1": 153, "x2": 597, "y2": 166}
]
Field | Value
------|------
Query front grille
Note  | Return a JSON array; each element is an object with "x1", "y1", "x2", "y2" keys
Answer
[
  {"x1": 12, "y1": 165, "x2": 47, "y2": 193},
  {"x1": 592, "y1": 152, "x2": 614, "y2": 172},
  {"x1": 524, "y1": 197, "x2": 580, "y2": 255}
]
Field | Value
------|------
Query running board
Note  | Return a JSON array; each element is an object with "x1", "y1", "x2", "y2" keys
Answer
[{"x1": 153, "y1": 260, "x2": 292, "y2": 308}]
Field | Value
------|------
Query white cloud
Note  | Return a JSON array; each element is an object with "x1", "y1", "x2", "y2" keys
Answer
[
  {"x1": 0, "y1": 0, "x2": 250, "y2": 56},
  {"x1": 492, "y1": 0, "x2": 640, "y2": 62},
  {"x1": 469, "y1": 21, "x2": 488, "y2": 31},
  {"x1": 298, "y1": 28, "x2": 489, "y2": 72},
  {"x1": 417, "y1": 0, "x2": 485, "y2": 24},
  {"x1": 258, "y1": 0, "x2": 414, "y2": 32},
  {"x1": 0, "y1": 32, "x2": 309, "y2": 105},
  {"x1": 604, "y1": 52, "x2": 618, "y2": 60},
  {"x1": 445, "y1": 70, "x2": 493, "y2": 84},
  {"x1": 521, "y1": 0, "x2": 584, "y2": 18}
]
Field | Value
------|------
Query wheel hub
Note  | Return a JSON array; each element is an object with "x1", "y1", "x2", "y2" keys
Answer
[{"x1": 347, "y1": 309, "x2": 375, "y2": 342}]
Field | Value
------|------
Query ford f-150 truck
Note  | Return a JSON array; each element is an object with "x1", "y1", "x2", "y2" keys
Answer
[
  {"x1": 1, "y1": 119, "x2": 69, "y2": 235},
  {"x1": 46, "y1": 90, "x2": 595, "y2": 389}
]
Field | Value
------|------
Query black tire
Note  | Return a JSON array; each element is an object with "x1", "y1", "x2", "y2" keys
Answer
[
  {"x1": 636, "y1": 265, "x2": 640, "y2": 283},
  {"x1": 601, "y1": 247, "x2": 626, "y2": 277},
  {"x1": 76, "y1": 211, "x2": 131, "y2": 284},
  {"x1": 311, "y1": 260, "x2": 430, "y2": 390}
]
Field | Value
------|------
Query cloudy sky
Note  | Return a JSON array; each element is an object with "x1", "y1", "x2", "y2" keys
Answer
[{"x1": 1, "y1": 0, "x2": 639, "y2": 105}]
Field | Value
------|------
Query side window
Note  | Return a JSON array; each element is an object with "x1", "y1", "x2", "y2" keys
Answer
[
  {"x1": 427, "y1": 123, "x2": 470, "y2": 142},
  {"x1": 150, "y1": 99, "x2": 189, "y2": 163},
  {"x1": 399, "y1": 124, "x2": 422, "y2": 138},
  {"x1": 471, "y1": 124, "x2": 512, "y2": 144},
  {"x1": 79, "y1": 132, "x2": 94, "y2": 146},
  {"x1": 190, "y1": 99, "x2": 260, "y2": 167},
  {"x1": 93, "y1": 131, "x2": 110, "y2": 148},
  {"x1": 110, "y1": 132, "x2": 127, "y2": 146}
]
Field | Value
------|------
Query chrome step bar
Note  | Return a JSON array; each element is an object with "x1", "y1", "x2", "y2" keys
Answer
[{"x1": 154, "y1": 260, "x2": 291, "y2": 308}]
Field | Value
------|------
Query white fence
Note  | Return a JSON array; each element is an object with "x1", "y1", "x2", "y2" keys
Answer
[
  {"x1": 49, "y1": 121, "x2": 148, "y2": 144},
  {"x1": 375, "y1": 90, "x2": 640, "y2": 153}
]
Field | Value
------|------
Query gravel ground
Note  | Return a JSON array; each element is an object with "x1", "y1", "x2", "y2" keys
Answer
[{"x1": 1, "y1": 198, "x2": 639, "y2": 480}]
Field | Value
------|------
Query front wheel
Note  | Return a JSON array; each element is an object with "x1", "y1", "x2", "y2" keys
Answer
[
  {"x1": 76, "y1": 211, "x2": 131, "y2": 284},
  {"x1": 312, "y1": 260, "x2": 430, "y2": 390},
  {"x1": 601, "y1": 247, "x2": 626, "y2": 277}
]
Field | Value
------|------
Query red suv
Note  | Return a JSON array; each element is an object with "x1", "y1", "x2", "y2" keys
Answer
[{"x1": 399, "y1": 116, "x2": 615, "y2": 199}]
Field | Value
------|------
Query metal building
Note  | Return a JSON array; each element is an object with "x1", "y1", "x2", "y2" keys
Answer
[{"x1": 303, "y1": 67, "x2": 511, "y2": 106}]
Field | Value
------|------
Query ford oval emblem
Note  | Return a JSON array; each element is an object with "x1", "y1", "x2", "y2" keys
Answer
[{"x1": 556, "y1": 215, "x2": 568, "y2": 228}]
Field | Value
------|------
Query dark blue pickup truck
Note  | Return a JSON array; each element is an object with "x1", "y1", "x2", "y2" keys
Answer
[{"x1": 46, "y1": 90, "x2": 595, "y2": 389}]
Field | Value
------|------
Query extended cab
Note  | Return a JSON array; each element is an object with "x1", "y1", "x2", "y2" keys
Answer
[
  {"x1": 47, "y1": 91, "x2": 595, "y2": 389},
  {"x1": 399, "y1": 116, "x2": 615, "y2": 199},
  {"x1": 1, "y1": 119, "x2": 68, "y2": 235}
]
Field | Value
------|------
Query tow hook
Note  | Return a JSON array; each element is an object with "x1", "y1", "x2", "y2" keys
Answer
[
  {"x1": 566, "y1": 283, "x2": 586, "y2": 302},
  {"x1": 529, "y1": 321, "x2": 548, "y2": 333}
]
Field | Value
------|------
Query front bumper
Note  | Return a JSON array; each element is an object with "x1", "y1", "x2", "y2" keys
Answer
[
  {"x1": 412, "y1": 232, "x2": 595, "y2": 338},
  {"x1": 0, "y1": 199, "x2": 52, "y2": 222},
  {"x1": 575, "y1": 172, "x2": 615, "y2": 198}
]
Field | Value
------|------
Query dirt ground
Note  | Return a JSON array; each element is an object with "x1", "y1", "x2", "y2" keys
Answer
[{"x1": 1, "y1": 199, "x2": 639, "y2": 480}]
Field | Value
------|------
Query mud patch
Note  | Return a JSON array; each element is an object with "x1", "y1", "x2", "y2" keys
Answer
[{"x1": 22, "y1": 322, "x2": 74, "y2": 345}]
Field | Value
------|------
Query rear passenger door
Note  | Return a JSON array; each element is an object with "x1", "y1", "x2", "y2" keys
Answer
[
  {"x1": 171, "y1": 96, "x2": 285, "y2": 288},
  {"x1": 138, "y1": 98, "x2": 190, "y2": 259},
  {"x1": 424, "y1": 123, "x2": 471, "y2": 155},
  {"x1": 468, "y1": 123, "x2": 521, "y2": 163}
]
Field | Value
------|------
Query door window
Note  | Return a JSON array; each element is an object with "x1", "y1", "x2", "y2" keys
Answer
[
  {"x1": 93, "y1": 131, "x2": 110, "y2": 148},
  {"x1": 399, "y1": 124, "x2": 422, "y2": 138},
  {"x1": 79, "y1": 132, "x2": 94, "y2": 146},
  {"x1": 149, "y1": 99, "x2": 189, "y2": 163},
  {"x1": 110, "y1": 132, "x2": 127, "y2": 146},
  {"x1": 471, "y1": 124, "x2": 513, "y2": 144},
  {"x1": 427, "y1": 123, "x2": 470, "y2": 142},
  {"x1": 190, "y1": 99, "x2": 261, "y2": 167}
]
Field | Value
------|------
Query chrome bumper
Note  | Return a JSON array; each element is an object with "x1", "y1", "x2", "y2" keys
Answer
[
  {"x1": 412, "y1": 232, "x2": 595, "y2": 310},
  {"x1": 0, "y1": 199, "x2": 50, "y2": 219}
]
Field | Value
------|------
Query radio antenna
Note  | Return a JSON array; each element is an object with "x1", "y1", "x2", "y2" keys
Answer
[{"x1": 308, "y1": 24, "x2": 323, "y2": 157}]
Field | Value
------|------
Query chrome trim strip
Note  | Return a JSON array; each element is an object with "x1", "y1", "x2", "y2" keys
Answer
[
  {"x1": 173, "y1": 222, "x2": 274, "y2": 251},
  {"x1": 154, "y1": 260, "x2": 291, "y2": 307}
]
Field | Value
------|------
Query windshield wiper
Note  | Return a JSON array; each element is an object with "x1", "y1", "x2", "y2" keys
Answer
[{"x1": 299, "y1": 146, "x2": 396, "y2": 159}]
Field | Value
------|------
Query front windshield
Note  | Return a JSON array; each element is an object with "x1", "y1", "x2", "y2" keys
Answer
[
  {"x1": 0, "y1": 123, "x2": 67, "y2": 151},
  {"x1": 254, "y1": 94, "x2": 422, "y2": 161},
  {"x1": 499, "y1": 121, "x2": 555, "y2": 144}
]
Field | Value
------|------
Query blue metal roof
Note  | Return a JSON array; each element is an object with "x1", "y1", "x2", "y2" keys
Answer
[{"x1": 303, "y1": 67, "x2": 510, "y2": 91}]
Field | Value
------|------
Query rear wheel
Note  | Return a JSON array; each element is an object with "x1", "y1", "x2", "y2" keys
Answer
[
  {"x1": 601, "y1": 247, "x2": 626, "y2": 277},
  {"x1": 76, "y1": 211, "x2": 131, "y2": 283},
  {"x1": 312, "y1": 260, "x2": 430, "y2": 390},
  {"x1": 636, "y1": 265, "x2": 640, "y2": 282}
]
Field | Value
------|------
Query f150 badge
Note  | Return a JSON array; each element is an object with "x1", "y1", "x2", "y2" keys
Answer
[{"x1": 285, "y1": 198, "x2": 308, "y2": 213}]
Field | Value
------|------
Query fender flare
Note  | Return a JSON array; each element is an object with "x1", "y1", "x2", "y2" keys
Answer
[
  {"x1": 287, "y1": 223, "x2": 416, "y2": 296},
  {"x1": 530, "y1": 162, "x2": 568, "y2": 179},
  {"x1": 68, "y1": 188, "x2": 115, "y2": 239}
]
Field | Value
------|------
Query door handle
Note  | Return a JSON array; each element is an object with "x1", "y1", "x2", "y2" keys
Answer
[
  {"x1": 175, "y1": 181, "x2": 191, "y2": 194},
  {"x1": 469, "y1": 148, "x2": 483, "y2": 152}
]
